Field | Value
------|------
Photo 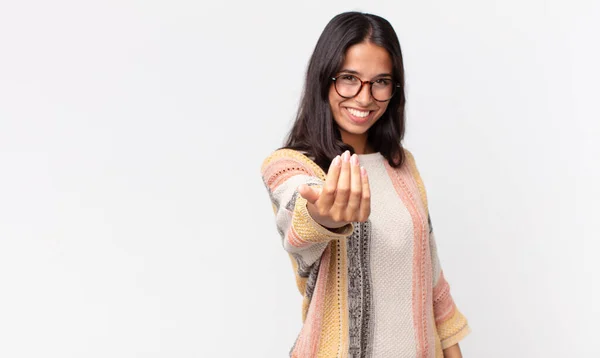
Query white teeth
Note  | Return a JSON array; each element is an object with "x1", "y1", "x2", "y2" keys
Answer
[{"x1": 347, "y1": 108, "x2": 370, "y2": 118}]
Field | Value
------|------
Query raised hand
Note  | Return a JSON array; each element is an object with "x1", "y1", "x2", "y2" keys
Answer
[{"x1": 297, "y1": 150, "x2": 371, "y2": 229}]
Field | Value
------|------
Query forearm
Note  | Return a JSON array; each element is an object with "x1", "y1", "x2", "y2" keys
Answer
[{"x1": 443, "y1": 343, "x2": 462, "y2": 358}]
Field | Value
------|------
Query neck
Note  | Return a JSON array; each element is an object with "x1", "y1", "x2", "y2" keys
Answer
[{"x1": 341, "y1": 131, "x2": 372, "y2": 154}]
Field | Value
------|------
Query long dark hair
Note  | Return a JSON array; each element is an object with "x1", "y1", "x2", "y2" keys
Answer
[{"x1": 283, "y1": 12, "x2": 407, "y2": 172}]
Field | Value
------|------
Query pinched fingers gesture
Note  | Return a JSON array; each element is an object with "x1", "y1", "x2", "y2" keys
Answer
[{"x1": 299, "y1": 150, "x2": 371, "y2": 229}]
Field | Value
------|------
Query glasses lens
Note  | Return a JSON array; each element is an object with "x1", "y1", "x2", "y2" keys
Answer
[
  {"x1": 371, "y1": 79, "x2": 395, "y2": 101},
  {"x1": 335, "y1": 75, "x2": 361, "y2": 98},
  {"x1": 334, "y1": 75, "x2": 398, "y2": 101}
]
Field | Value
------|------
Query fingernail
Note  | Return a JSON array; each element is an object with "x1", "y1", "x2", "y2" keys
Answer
[
  {"x1": 360, "y1": 166, "x2": 367, "y2": 177},
  {"x1": 332, "y1": 155, "x2": 341, "y2": 166},
  {"x1": 350, "y1": 154, "x2": 359, "y2": 166},
  {"x1": 343, "y1": 151, "x2": 350, "y2": 162}
]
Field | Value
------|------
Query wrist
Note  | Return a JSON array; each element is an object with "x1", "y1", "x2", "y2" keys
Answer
[{"x1": 305, "y1": 202, "x2": 348, "y2": 230}]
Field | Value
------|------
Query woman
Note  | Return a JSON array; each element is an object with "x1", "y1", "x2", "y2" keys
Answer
[{"x1": 261, "y1": 12, "x2": 470, "y2": 358}]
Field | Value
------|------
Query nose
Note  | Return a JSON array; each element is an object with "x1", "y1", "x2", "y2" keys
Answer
[{"x1": 355, "y1": 82, "x2": 374, "y2": 106}]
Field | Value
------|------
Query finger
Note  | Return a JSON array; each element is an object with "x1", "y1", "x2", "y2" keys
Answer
[
  {"x1": 358, "y1": 166, "x2": 371, "y2": 222},
  {"x1": 319, "y1": 154, "x2": 342, "y2": 209},
  {"x1": 346, "y1": 154, "x2": 362, "y2": 218},
  {"x1": 333, "y1": 151, "x2": 351, "y2": 209},
  {"x1": 298, "y1": 184, "x2": 320, "y2": 204}
]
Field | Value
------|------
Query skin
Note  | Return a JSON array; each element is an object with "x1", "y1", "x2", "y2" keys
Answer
[
  {"x1": 298, "y1": 40, "x2": 462, "y2": 357},
  {"x1": 328, "y1": 41, "x2": 392, "y2": 155},
  {"x1": 444, "y1": 343, "x2": 463, "y2": 358}
]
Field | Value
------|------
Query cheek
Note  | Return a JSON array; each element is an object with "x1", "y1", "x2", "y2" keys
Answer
[
  {"x1": 328, "y1": 87, "x2": 342, "y2": 116},
  {"x1": 374, "y1": 103, "x2": 390, "y2": 119},
  {"x1": 328, "y1": 86, "x2": 339, "y2": 107}
]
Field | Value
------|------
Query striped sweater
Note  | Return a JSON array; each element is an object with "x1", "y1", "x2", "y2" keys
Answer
[{"x1": 261, "y1": 148, "x2": 470, "y2": 357}]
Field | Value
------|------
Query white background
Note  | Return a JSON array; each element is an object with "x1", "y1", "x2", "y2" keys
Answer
[{"x1": 1, "y1": 1, "x2": 598, "y2": 357}]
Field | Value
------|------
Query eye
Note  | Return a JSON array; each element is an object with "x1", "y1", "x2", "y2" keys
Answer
[
  {"x1": 339, "y1": 74, "x2": 357, "y2": 82},
  {"x1": 375, "y1": 78, "x2": 392, "y2": 86}
]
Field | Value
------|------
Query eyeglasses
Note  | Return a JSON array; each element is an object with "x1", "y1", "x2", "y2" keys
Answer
[{"x1": 331, "y1": 74, "x2": 400, "y2": 102}]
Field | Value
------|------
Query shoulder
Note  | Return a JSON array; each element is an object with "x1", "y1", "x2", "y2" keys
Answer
[
  {"x1": 402, "y1": 147, "x2": 416, "y2": 166},
  {"x1": 401, "y1": 147, "x2": 429, "y2": 211},
  {"x1": 260, "y1": 148, "x2": 326, "y2": 188},
  {"x1": 401, "y1": 147, "x2": 421, "y2": 174}
]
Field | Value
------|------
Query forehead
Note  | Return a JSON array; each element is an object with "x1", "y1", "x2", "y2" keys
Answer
[{"x1": 340, "y1": 42, "x2": 393, "y2": 76}]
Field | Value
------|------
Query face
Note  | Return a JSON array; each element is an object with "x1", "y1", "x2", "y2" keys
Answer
[{"x1": 328, "y1": 41, "x2": 394, "y2": 150}]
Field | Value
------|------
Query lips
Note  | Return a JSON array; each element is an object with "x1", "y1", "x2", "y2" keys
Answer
[
  {"x1": 347, "y1": 107, "x2": 370, "y2": 118},
  {"x1": 344, "y1": 107, "x2": 373, "y2": 125}
]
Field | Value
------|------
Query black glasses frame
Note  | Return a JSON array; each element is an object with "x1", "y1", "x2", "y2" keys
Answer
[{"x1": 331, "y1": 75, "x2": 401, "y2": 102}]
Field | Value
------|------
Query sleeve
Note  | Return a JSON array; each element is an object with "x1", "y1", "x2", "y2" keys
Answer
[
  {"x1": 404, "y1": 150, "x2": 471, "y2": 349},
  {"x1": 261, "y1": 149, "x2": 354, "y2": 270},
  {"x1": 430, "y1": 224, "x2": 471, "y2": 349}
]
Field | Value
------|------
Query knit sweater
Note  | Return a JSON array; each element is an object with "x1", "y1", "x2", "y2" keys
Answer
[{"x1": 260, "y1": 148, "x2": 470, "y2": 358}]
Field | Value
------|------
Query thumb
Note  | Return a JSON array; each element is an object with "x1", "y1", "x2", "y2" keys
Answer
[{"x1": 298, "y1": 184, "x2": 320, "y2": 204}]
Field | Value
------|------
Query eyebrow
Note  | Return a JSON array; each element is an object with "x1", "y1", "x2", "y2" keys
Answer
[{"x1": 338, "y1": 69, "x2": 393, "y2": 78}]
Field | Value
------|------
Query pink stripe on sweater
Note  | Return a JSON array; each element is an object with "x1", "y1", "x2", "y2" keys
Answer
[
  {"x1": 263, "y1": 159, "x2": 315, "y2": 192},
  {"x1": 433, "y1": 271, "x2": 456, "y2": 324},
  {"x1": 291, "y1": 245, "x2": 331, "y2": 357},
  {"x1": 287, "y1": 227, "x2": 311, "y2": 248},
  {"x1": 385, "y1": 161, "x2": 434, "y2": 358}
]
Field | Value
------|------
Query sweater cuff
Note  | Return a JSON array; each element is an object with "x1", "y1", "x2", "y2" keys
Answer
[
  {"x1": 291, "y1": 195, "x2": 354, "y2": 244},
  {"x1": 438, "y1": 308, "x2": 471, "y2": 349}
]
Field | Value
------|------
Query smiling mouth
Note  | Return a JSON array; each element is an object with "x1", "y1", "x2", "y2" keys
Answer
[{"x1": 346, "y1": 107, "x2": 371, "y2": 118}]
